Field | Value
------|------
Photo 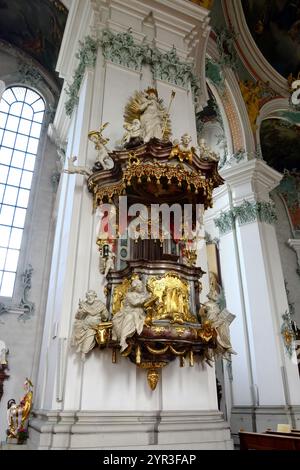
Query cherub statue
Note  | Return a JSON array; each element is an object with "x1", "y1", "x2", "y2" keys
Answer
[
  {"x1": 7, "y1": 378, "x2": 33, "y2": 442},
  {"x1": 201, "y1": 272, "x2": 236, "y2": 358},
  {"x1": 120, "y1": 118, "x2": 143, "y2": 148},
  {"x1": 70, "y1": 290, "x2": 109, "y2": 360},
  {"x1": 112, "y1": 277, "x2": 151, "y2": 352},
  {"x1": 63, "y1": 156, "x2": 92, "y2": 177},
  {"x1": 88, "y1": 122, "x2": 114, "y2": 170},
  {"x1": 123, "y1": 88, "x2": 172, "y2": 143},
  {"x1": 169, "y1": 133, "x2": 195, "y2": 164}
]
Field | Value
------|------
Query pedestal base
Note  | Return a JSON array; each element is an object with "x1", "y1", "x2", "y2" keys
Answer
[{"x1": 28, "y1": 410, "x2": 233, "y2": 449}]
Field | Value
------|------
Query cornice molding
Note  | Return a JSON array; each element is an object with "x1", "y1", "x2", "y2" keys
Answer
[
  {"x1": 56, "y1": 0, "x2": 95, "y2": 80},
  {"x1": 53, "y1": 0, "x2": 212, "y2": 141},
  {"x1": 221, "y1": 159, "x2": 283, "y2": 199}
]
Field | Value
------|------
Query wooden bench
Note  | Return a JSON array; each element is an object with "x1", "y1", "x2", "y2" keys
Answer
[
  {"x1": 239, "y1": 431, "x2": 300, "y2": 450},
  {"x1": 265, "y1": 430, "x2": 300, "y2": 438}
]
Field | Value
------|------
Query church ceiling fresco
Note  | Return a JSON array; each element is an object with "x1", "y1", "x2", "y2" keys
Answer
[
  {"x1": 242, "y1": 0, "x2": 300, "y2": 78},
  {"x1": 261, "y1": 118, "x2": 300, "y2": 230},
  {"x1": 0, "y1": 0, "x2": 67, "y2": 81}
]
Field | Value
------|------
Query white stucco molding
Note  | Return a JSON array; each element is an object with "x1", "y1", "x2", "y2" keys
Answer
[
  {"x1": 222, "y1": 0, "x2": 288, "y2": 97},
  {"x1": 54, "y1": 0, "x2": 213, "y2": 143},
  {"x1": 206, "y1": 35, "x2": 255, "y2": 155},
  {"x1": 56, "y1": 0, "x2": 95, "y2": 80},
  {"x1": 221, "y1": 159, "x2": 283, "y2": 205},
  {"x1": 255, "y1": 97, "x2": 291, "y2": 157},
  {"x1": 224, "y1": 69, "x2": 255, "y2": 154}
]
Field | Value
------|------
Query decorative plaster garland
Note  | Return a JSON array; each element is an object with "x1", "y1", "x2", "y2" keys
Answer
[
  {"x1": 214, "y1": 200, "x2": 277, "y2": 235},
  {"x1": 65, "y1": 30, "x2": 201, "y2": 117}
]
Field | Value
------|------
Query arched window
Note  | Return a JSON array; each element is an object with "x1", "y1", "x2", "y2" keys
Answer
[{"x1": 0, "y1": 86, "x2": 45, "y2": 297}]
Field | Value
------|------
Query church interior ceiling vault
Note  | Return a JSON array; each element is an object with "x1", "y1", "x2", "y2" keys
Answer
[{"x1": 0, "y1": 0, "x2": 68, "y2": 84}]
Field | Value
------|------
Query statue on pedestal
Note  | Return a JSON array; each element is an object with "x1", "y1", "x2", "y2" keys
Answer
[
  {"x1": 112, "y1": 277, "x2": 151, "y2": 352},
  {"x1": 71, "y1": 290, "x2": 109, "y2": 360},
  {"x1": 7, "y1": 378, "x2": 33, "y2": 444}
]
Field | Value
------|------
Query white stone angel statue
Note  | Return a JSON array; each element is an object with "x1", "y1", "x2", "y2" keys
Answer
[{"x1": 123, "y1": 88, "x2": 172, "y2": 143}]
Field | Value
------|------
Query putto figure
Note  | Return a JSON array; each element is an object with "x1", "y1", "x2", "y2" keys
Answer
[
  {"x1": 123, "y1": 88, "x2": 172, "y2": 143},
  {"x1": 88, "y1": 122, "x2": 114, "y2": 170},
  {"x1": 112, "y1": 277, "x2": 151, "y2": 352},
  {"x1": 71, "y1": 290, "x2": 109, "y2": 360},
  {"x1": 121, "y1": 118, "x2": 143, "y2": 148},
  {"x1": 169, "y1": 133, "x2": 196, "y2": 164}
]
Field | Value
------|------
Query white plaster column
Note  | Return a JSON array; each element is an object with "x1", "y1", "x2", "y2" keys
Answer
[
  {"x1": 208, "y1": 159, "x2": 300, "y2": 435},
  {"x1": 205, "y1": 184, "x2": 255, "y2": 423}
]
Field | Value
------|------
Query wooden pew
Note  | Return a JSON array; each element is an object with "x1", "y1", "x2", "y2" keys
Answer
[
  {"x1": 265, "y1": 430, "x2": 300, "y2": 438},
  {"x1": 239, "y1": 431, "x2": 300, "y2": 450}
]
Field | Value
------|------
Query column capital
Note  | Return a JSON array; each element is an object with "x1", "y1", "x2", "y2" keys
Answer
[{"x1": 221, "y1": 159, "x2": 283, "y2": 204}]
